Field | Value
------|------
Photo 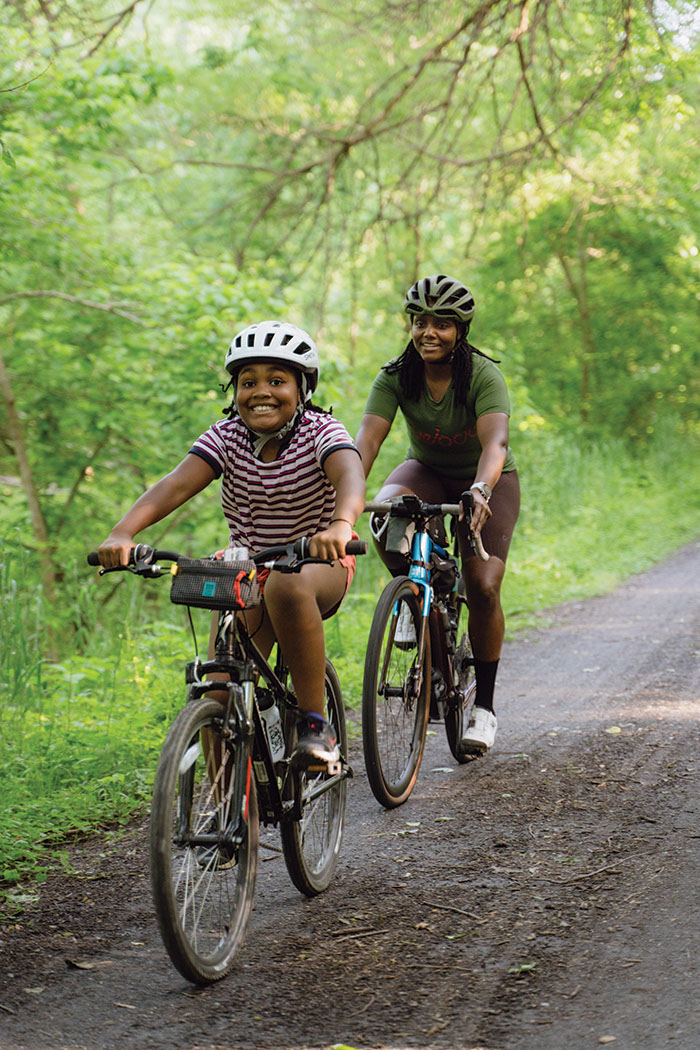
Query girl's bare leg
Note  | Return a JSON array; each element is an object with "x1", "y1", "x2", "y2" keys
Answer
[{"x1": 262, "y1": 561, "x2": 348, "y2": 714}]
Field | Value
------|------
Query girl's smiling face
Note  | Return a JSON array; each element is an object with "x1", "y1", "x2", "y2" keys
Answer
[{"x1": 235, "y1": 361, "x2": 301, "y2": 432}]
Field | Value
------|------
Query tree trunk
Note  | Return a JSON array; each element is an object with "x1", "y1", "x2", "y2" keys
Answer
[
  {"x1": 557, "y1": 250, "x2": 593, "y2": 424},
  {"x1": 0, "y1": 344, "x2": 57, "y2": 601}
]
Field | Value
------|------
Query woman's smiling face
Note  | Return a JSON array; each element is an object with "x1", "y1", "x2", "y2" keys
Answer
[
  {"x1": 235, "y1": 361, "x2": 301, "y2": 432},
  {"x1": 411, "y1": 313, "x2": 458, "y2": 364}
]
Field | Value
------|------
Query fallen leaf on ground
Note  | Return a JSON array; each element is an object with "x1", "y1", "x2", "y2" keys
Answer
[{"x1": 65, "y1": 959, "x2": 95, "y2": 970}]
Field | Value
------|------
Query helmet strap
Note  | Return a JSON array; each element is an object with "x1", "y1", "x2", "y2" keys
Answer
[{"x1": 247, "y1": 401, "x2": 304, "y2": 458}]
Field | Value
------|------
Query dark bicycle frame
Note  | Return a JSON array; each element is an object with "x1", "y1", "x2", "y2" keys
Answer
[{"x1": 88, "y1": 538, "x2": 363, "y2": 850}]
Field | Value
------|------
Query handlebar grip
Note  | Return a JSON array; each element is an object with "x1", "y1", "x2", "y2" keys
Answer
[
  {"x1": 294, "y1": 537, "x2": 367, "y2": 559},
  {"x1": 472, "y1": 533, "x2": 489, "y2": 562},
  {"x1": 87, "y1": 552, "x2": 100, "y2": 566}
]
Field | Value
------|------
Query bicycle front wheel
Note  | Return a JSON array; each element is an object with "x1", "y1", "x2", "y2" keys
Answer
[
  {"x1": 444, "y1": 592, "x2": 478, "y2": 764},
  {"x1": 150, "y1": 698, "x2": 258, "y2": 984},
  {"x1": 281, "y1": 660, "x2": 348, "y2": 895},
  {"x1": 362, "y1": 576, "x2": 430, "y2": 808}
]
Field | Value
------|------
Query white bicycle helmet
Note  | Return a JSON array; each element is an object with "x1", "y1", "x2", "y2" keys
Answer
[
  {"x1": 225, "y1": 320, "x2": 320, "y2": 401},
  {"x1": 403, "y1": 274, "x2": 475, "y2": 323}
]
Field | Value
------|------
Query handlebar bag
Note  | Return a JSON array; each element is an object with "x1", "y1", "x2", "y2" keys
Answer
[{"x1": 170, "y1": 558, "x2": 261, "y2": 611}]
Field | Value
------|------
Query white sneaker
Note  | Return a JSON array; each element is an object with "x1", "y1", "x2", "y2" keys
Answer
[
  {"x1": 461, "y1": 707, "x2": 497, "y2": 754},
  {"x1": 394, "y1": 603, "x2": 416, "y2": 650}
]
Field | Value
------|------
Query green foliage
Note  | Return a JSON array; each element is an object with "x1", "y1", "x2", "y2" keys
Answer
[
  {"x1": 3, "y1": 425, "x2": 698, "y2": 912},
  {"x1": 503, "y1": 422, "x2": 700, "y2": 629},
  {"x1": 0, "y1": 0, "x2": 698, "y2": 910},
  {"x1": 0, "y1": 584, "x2": 186, "y2": 893}
]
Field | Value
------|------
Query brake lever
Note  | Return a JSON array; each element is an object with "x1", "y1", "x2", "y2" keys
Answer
[
  {"x1": 97, "y1": 564, "x2": 132, "y2": 576},
  {"x1": 97, "y1": 551, "x2": 163, "y2": 577}
]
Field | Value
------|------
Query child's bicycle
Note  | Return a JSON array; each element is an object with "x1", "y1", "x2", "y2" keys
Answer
[
  {"x1": 87, "y1": 537, "x2": 366, "y2": 985},
  {"x1": 361, "y1": 492, "x2": 488, "y2": 808}
]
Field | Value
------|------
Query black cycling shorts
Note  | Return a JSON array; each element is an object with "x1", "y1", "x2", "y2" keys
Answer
[{"x1": 380, "y1": 460, "x2": 520, "y2": 564}]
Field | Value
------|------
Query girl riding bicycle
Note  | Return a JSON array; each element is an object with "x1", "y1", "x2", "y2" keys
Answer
[
  {"x1": 97, "y1": 320, "x2": 366, "y2": 768},
  {"x1": 356, "y1": 275, "x2": 520, "y2": 755}
]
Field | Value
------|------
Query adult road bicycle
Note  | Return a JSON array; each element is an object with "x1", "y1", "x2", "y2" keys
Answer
[
  {"x1": 87, "y1": 537, "x2": 365, "y2": 984},
  {"x1": 361, "y1": 492, "x2": 488, "y2": 808}
]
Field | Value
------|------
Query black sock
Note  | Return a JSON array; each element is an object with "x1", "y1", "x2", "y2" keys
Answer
[{"x1": 473, "y1": 658, "x2": 499, "y2": 713}]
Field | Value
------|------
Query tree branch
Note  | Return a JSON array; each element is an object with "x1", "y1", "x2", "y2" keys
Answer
[
  {"x1": 84, "y1": 0, "x2": 148, "y2": 58},
  {"x1": 0, "y1": 291, "x2": 148, "y2": 326}
]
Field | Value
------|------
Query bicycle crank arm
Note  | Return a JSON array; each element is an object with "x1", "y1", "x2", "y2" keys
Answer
[{"x1": 282, "y1": 766, "x2": 352, "y2": 820}]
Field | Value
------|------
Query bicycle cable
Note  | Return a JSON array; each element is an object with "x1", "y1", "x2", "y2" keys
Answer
[{"x1": 186, "y1": 606, "x2": 199, "y2": 658}]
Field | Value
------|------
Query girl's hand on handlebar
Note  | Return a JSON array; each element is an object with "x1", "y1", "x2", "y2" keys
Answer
[
  {"x1": 309, "y1": 519, "x2": 353, "y2": 561},
  {"x1": 96, "y1": 530, "x2": 136, "y2": 569}
]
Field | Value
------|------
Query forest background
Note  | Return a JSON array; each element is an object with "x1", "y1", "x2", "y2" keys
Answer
[{"x1": 0, "y1": 0, "x2": 698, "y2": 903}]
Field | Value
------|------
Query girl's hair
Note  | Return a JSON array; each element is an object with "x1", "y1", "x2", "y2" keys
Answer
[
  {"x1": 219, "y1": 371, "x2": 330, "y2": 420},
  {"x1": 384, "y1": 327, "x2": 499, "y2": 406}
]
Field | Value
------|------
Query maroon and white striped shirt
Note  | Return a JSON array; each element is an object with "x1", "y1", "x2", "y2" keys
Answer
[{"x1": 189, "y1": 412, "x2": 358, "y2": 553}]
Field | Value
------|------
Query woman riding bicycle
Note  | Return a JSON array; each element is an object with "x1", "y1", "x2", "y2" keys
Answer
[
  {"x1": 355, "y1": 274, "x2": 519, "y2": 754},
  {"x1": 97, "y1": 320, "x2": 366, "y2": 768}
]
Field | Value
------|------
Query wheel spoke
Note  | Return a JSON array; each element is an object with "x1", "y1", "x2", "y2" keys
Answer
[{"x1": 280, "y1": 660, "x2": 347, "y2": 894}]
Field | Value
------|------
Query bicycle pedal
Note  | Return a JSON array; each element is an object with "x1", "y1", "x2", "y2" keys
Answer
[{"x1": 305, "y1": 758, "x2": 342, "y2": 775}]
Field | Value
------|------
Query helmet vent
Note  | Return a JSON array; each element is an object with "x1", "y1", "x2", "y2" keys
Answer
[{"x1": 225, "y1": 320, "x2": 320, "y2": 393}]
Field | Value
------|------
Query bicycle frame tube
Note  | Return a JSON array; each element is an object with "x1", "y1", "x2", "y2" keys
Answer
[{"x1": 407, "y1": 528, "x2": 434, "y2": 621}]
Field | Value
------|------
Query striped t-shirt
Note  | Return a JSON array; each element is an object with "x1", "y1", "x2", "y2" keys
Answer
[{"x1": 189, "y1": 412, "x2": 358, "y2": 553}]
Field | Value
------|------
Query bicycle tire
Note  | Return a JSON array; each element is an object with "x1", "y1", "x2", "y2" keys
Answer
[
  {"x1": 362, "y1": 576, "x2": 431, "y2": 808},
  {"x1": 280, "y1": 660, "x2": 347, "y2": 895},
  {"x1": 150, "y1": 697, "x2": 259, "y2": 984},
  {"x1": 444, "y1": 591, "x2": 478, "y2": 764}
]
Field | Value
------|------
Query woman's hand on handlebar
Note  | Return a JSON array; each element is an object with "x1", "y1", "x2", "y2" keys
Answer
[
  {"x1": 309, "y1": 519, "x2": 354, "y2": 561},
  {"x1": 465, "y1": 489, "x2": 492, "y2": 537},
  {"x1": 96, "y1": 530, "x2": 136, "y2": 569}
]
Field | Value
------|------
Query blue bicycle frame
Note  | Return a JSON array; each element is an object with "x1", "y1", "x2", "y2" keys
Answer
[{"x1": 397, "y1": 529, "x2": 455, "y2": 656}]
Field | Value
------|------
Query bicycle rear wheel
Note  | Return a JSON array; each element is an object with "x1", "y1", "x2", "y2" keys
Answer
[
  {"x1": 150, "y1": 697, "x2": 258, "y2": 984},
  {"x1": 444, "y1": 590, "x2": 478, "y2": 764},
  {"x1": 362, "y1": 576, "x2": 430, "y2": 808},
  {"x1": 280, "y1": 660, "x2": 347, "y2": 895}
]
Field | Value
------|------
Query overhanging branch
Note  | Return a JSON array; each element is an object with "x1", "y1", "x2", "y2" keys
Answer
[{"x1": 0, "y1": 290, "x2": 148, "y2": 326}]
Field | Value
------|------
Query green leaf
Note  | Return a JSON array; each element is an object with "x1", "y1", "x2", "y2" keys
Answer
[{"x1": 1, "y1": 140, "x2": 16, "y2": 168}]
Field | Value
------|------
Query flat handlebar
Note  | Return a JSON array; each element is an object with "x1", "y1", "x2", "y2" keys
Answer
[{"x1": 87, "y1": 538, "x2": 368, "y2": 573}]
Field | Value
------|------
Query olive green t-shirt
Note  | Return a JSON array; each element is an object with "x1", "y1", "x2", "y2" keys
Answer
[{"x1": 364, "y1": 354, "x2": 517, "y2": 479}]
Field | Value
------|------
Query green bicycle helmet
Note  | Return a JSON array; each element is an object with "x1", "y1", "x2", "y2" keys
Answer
[{"x1": 404, "y1": 274, "x2": 475, "y2": 323}]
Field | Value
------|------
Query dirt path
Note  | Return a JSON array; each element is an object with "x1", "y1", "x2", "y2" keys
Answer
[{"x1": 1, "y1": 542, "x2": 699, "y2": 1050}]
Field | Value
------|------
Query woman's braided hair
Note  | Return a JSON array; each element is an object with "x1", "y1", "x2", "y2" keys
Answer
[{"x1": 383, "y1": 326, "x2": 499, "y2": 407}]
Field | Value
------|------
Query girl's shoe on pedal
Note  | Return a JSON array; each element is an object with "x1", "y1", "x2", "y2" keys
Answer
[
  {"x1": 292, "y1": 713, "x2": 340, "y2": 770},
  {"x1": 461, "y1": 707, "x2": 497, "y2": 754}
]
